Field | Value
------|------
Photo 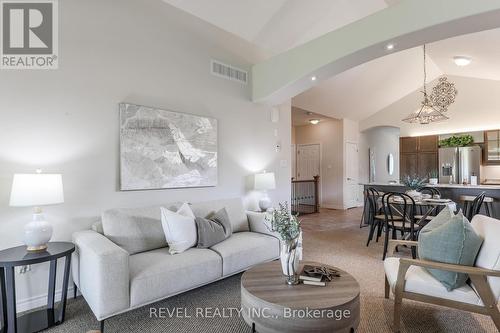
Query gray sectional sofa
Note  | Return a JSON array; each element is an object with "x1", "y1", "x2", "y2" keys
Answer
[{"x1": 71, "y1": 198, "x2": 280, "y2": 327}]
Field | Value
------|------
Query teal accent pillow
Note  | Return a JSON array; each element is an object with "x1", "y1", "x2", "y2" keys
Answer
[{"x1": 418, "y1": 210, "x2": 483, "y2": 291}]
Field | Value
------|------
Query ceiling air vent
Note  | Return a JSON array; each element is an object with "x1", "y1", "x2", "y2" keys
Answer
[{"x1": 211, "y1": 60, "x2": 248, "y2": 84}]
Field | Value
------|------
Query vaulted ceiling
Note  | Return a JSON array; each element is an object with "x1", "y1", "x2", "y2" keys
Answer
[
  {"x1": 162, "y1": 0, "x2": 396, "y2": 56},
  {"x1": 161, "y1": 1, "x2": 500, "y2": 124},
  {"x1": 293, "y1": 27, "x2": 500, "y2": 121}
]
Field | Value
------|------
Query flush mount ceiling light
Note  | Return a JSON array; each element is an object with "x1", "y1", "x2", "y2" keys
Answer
[
  {"x1": 309, "y1": 119, "x2": 320, "y2": 125},
  {"x1": 453, "y1": 56, "x2": 472, "y2": 66},
  {"x1": 403, "y1": 45, "x2": 457, "y2": 125},
  {"x1": 385, "y1": 43, "x2": 395, "y2": 51}
]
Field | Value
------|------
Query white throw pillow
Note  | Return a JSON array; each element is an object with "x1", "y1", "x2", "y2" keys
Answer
[{"x1": 160, "y1": 203, "x2": 197, "y2": 254}]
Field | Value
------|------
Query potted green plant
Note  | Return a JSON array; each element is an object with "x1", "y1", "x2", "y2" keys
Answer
[
  {"x1": 402, "y1": 175, "x2": 427, "y2": 198},
  {"x1": 438, "y1": 134, "x2": 474, "y2": 147},
  {"x1": 265, "y1": 202, "x2": 301, "y2": 285},
  {"x1": 428, "y1": 170, "x2": 439, "y2": 185}
]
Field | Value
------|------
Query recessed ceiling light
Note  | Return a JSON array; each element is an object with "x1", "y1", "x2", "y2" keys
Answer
[
  {"x1": 385, "y1": 43, "x2": 395, "y2": 51},
  {"x1": 311, "y1": 76, "x2": 316, "y2": 81},
  {"x1": 309, "y1": 119, "x2": 320, "y2": 125},
  {"x1": 453, "y1": 56, "x2": 472, "y2": 67}
]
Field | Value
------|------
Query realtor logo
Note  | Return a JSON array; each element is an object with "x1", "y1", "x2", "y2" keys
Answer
[{"x1": 1, "y1": 0, "x2": 58, "y2": 69}]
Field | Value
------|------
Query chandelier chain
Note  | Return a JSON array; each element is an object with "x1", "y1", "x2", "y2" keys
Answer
[{"x1": 423, "y1": 44, "x2": 427, "y2": 94}]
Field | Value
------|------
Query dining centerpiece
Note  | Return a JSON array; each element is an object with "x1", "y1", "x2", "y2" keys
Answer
[
  {"x1": 265, "y1": 202, "x2": 302, "y2": 285},
  {"x1": 402, "y1": 175, "x2": 427, "y2": 199}
]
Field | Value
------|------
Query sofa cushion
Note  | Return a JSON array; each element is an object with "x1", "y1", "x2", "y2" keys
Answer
[
  {"x1": 384, "y1": 257, "x2": 482, "y2": 306},
  {"x1": 91, "y1": 221, "x2": 104, "y2": 234},
  {"x1": 195, "y1": 208, "x2": 233, "y2": 248},
  {"x1": 161, "y1": 203, "x2": 197, "y2": 254},
  {"x1": 210, "y1": 232, "x2": 279, "y2": 276},
  {"x1": 471, "y1": 215, "x2": 500, "y2": 301},
  {"x1": 190, "y1": 198, "x2": 249, "y2": 232},
  {"x1": 418, "y1": 211, "x2": 483, "y2": 291},
  {"x1": 129, "y1": 247, "x2": 222, "y2": 307},
  {"x1": 101, "y1": 203, "x2": 180, "y2": 254}
]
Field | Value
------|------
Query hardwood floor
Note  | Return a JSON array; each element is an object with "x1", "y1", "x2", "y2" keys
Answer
[{"x1": 300, "y1": 207, "x2": 365, "y2": 233}]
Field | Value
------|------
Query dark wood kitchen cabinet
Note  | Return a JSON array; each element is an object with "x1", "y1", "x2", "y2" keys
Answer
[
  {"x1": 400, "y1": 153, "x2": 418, "y2": 177},
  {"x1": 484, "y1": 130, "x2": 500, "y2": 165},
  {"x1": 400, "y1": 137, "x2": 418, "y2": 153},
  {"x1": 400, "y1": 135, "x2": 438, "y2": 179},
  {"x1": 417, "y1": 152, "x2": 438, "y2": 178},
  {"x1": 418, "y1": 135, "x2": 439, "y2": 152}
]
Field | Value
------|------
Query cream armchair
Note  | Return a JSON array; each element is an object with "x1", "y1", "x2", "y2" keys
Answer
[{"x1": 383, "y1": 215, "x2": 500, "y2": 332}]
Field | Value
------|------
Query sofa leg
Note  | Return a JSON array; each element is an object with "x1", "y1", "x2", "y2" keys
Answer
[
  {"x1": 100, "y1": 320, "x2": 105, "y2": 333},
  {"x1": 73, "y1": 282, "x2": 77, "y2": 299}
]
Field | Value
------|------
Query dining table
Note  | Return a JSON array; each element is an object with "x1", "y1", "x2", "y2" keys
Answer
[
  {"x1": 389, "y1": 196, "x2": 457, "y2": 225},
  {"x1": 361, "y1": 191, "x2": 457, "y2": 227}
]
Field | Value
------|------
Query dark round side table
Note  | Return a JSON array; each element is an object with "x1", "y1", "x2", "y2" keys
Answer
[{"x1": 0, "y1": 242, "x2": 75, "y2": 333}]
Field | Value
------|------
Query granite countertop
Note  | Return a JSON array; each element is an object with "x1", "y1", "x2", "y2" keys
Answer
[{"x1": 361, "y1": 182, "x2": 500, "y2": 190}]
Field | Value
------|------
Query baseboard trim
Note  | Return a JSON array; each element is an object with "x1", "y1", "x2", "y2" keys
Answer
[
  {"x1": 16, "y1": 286, "x2": 78, "y2": 313},
  {"x1": 321, "y1": 204, "x2": 345, "y2": 210}
]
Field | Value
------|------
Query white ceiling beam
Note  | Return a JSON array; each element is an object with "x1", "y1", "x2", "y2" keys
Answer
[{"x1": 251, "y1": 0, "x2": 500, "y2": 105}]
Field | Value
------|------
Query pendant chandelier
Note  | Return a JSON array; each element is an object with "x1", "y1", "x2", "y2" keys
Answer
[{"x1": 402, "y1": 45, "x2": 457, "y2": 124}]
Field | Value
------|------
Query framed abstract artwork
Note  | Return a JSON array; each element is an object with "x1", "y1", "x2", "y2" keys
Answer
[{"x1": 119, "y1": 103, "x2": 217, "y2": 190}]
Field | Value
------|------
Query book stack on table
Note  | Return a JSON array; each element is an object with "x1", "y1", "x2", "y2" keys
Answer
[{"x1": 299, "y1": 265, "x2": 340, "y2": 286}]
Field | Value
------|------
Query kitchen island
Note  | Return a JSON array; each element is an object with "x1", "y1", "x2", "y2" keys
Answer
[{"x1": 362, "y1": 182, "x2": 500, "y2": 219}]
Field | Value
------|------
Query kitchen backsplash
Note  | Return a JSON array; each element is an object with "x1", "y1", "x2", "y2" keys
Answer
[{"x1": 481, "y1": 165, "x2": 500, "y2": 182}]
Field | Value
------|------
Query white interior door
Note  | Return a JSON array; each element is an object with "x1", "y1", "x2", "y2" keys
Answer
[
  {"x1": 297, "y1": 144, "x2": 320, "y2": 180},
  {"x1": 345, "y1": 142, "x2": 359, "y2": 209}
]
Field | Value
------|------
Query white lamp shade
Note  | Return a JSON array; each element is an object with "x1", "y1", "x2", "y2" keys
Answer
[
  {"x1": 10, "y1": 173, "x2": 64, "y2": 207},
  {"x1": 254, "y1": 172, "x2": 276, "y2": 191}
]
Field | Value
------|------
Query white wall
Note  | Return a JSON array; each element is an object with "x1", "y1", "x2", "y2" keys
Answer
[
  {"x1": 294, "y1": 119, "x2": 343, "y2": 209},
  {"x1": 293, "y1": 118, "x2": 362, "y2": 210},
  {"x1": 0, "y1": 0, "x2": 291, "y2": 311},
  {"x1": 360, "y1": 76, "x2": 500, "y2": 136},
  {"x1": 359, "y1": 126, "x2": 401, "y2": 184}
]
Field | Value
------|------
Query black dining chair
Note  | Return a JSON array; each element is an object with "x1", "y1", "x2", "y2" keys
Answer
[
  {"x1": 365, "y1": 188, "x2": 385, "y2": 246},
  {"x1": 360, "y1": 188, "x2": 372, "y2": 228},
  {"x1": 466, "y1": 192, "x2": 486, "y2": 221},
  {"x1": 381, "y1": 192, "x2": 418, "y2": 260},
  {"x1": 420, "y1": 187, "x2": 442, "y2": 197},
  {"x1": 415, "y1": 187, "x2": 443, "y2": 221}
]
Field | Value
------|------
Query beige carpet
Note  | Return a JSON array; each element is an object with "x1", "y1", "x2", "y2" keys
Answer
[
  {"x1": 300, "y1": 208, "x2": 498, "y2": 333},
  {"x1": 43, "y1": 208, "x2": 498, "y2": 333}
]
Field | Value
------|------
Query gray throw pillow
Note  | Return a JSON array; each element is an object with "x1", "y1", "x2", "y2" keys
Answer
[
  {"x1": 195, "y1": 208, "x2": 232, "y2": 248},
  {"x1": 418, "y1": 210, "x2": 483, "y2": 291}
]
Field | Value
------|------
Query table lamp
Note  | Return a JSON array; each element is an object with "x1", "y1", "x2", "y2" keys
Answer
[
  {"x1": 9, "y1": 171, "x2": 64, "y2": 252},
  {"x1": 254, "y1": 171, "x2": 276, "y2": 212}
]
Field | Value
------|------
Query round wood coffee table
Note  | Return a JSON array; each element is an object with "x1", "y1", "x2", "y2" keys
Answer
[{"x1": 241, "y1": 261, "x2": 360, "y2": 333}]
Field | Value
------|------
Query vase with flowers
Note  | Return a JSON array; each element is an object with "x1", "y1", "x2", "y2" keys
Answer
[
  {"x1": 402, "y1": 175, "x2": 427, "y2": 199},
  {"x1": 265, "y1": 202, "x2": 301, "y2": 285}
]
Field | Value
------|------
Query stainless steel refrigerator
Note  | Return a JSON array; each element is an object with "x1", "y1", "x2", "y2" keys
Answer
[{"x1": 438, "y1": 146, "x2": 482, "y2": 184}]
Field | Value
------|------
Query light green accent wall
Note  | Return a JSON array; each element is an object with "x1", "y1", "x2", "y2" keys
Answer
[{"x1": 252, "y1": 0, "x2": 500, "y2": 104}]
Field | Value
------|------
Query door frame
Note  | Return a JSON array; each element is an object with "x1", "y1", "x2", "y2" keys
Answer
[{"x1": 296, "y1": 142, "x2": 322, "y2": 206}]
